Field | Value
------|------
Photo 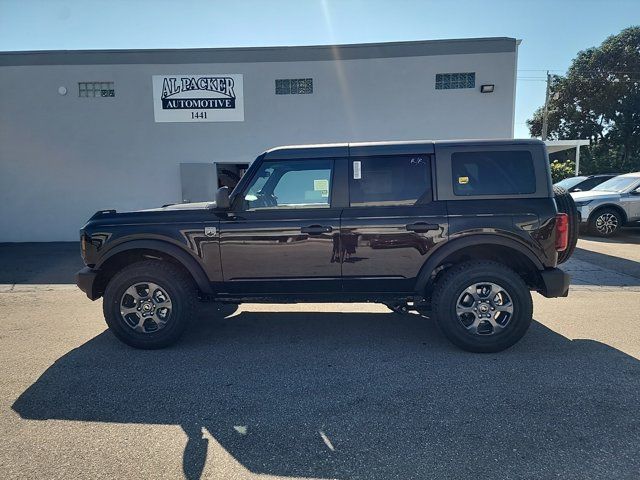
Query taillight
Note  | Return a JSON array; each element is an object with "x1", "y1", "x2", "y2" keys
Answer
[{"x1": 555, "y1": 213, "x2": 569, "y2": 252}]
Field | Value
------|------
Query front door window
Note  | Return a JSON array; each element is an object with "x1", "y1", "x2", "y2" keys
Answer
[{"x1": 242, "y1": 159, "x2": 332, "y2": 210}]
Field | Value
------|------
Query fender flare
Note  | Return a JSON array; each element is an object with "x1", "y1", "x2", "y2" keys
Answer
[
  {"x1": 95, "y1": 239, "x2": 213, "y2": 294},
  {"x1": 414, "y1": 234, "x2": 544, "y2": 292}
]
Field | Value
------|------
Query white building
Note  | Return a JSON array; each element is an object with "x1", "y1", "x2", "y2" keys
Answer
[{"x1": 0, "y1": 37, "x2": 520, "y2": 241}]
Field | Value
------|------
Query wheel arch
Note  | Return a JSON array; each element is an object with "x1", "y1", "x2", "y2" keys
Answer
[
  {"x1": 415, "y1": 235, "x2": 544, "y2": 294},
  {"x1": 588, "y1": 203, "x2": 628, "y2": 224},
  {"x1": 94, "y1": 240, "x2": 213, "y2": 297}
]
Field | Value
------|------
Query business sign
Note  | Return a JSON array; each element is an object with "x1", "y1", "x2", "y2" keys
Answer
[{"x1": 152, "y1": 74, "x2": 244, "y2": 122}]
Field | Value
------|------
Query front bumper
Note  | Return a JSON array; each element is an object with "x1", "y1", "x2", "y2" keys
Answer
[
  {"x1": 75, "y1": 266, "x2": 100, "y2": 300},
  {"x1": 576, "y1": 205, "x2": 591, "y2": 224},
  {"x1": 539, "y1": 268, "x2": 570, "y2": 298}
]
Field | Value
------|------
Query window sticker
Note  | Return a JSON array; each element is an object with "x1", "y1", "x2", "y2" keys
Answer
[
  {"x1": 314, "y1": 179, "x2": 329, "y2": 191},
  {"x1": 314, "y1": 179, "x2": 329, "y2": 197},
  {"x1": 458, "y1": 176, "x2": 469, "y2": 185},
  {"x1": 353, "y1": 161, "x2": 362, "y2": 179}
]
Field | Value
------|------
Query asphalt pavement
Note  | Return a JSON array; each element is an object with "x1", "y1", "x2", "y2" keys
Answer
[{"x1": 1, "y1": 232, "x2": 639, "y2": 479}]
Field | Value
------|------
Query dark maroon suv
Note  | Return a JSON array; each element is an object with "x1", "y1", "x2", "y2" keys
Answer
[{"x1": 77, "y1": 139, "x2": 577, "y2": 352}]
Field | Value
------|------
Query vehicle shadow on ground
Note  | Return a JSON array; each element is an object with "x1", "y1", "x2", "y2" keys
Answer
[
  {"x1": 12, "y1": 306, "x2": 640, "y2": 479},
  {"x1": 0, "y1": 242, "x2": 82, "y2": 284},
  {"x1": 571, "y1": 246, "x2": 640, "y2": 283},
  {"x1": 580, "y1": 228, "x2": 640, "y2": 245}
]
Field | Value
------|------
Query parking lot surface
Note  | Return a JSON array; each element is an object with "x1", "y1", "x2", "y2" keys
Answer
[{"x1": 1, "y1": 232, "x2": 639, "y2": 479}]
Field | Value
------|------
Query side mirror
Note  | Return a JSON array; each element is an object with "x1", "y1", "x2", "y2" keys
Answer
[
  {"x1": 572, "y1": 188, "x2": 582, "y2": 192},
  {"x1": 631, "y1": 187, "x2": 640, "y2": 195},
  {"x1": 215, "y1": 186, "x2": 230, "y2": 209}
]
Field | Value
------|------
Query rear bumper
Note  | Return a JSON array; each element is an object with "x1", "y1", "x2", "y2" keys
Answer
[
  {"x1": 75, "y1": 266, "x2": 100, "y2": 300},
  {"x1": 539, "y1": 267, "x2": 570, "y2": 298}
]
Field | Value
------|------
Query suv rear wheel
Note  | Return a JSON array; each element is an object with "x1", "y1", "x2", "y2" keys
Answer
[
  {"x1": 432, "y1": 261, "x2": 533, "y2": 352},
  {"x1": 103, "y1": 260, "x2": 197, "y2": 349}
]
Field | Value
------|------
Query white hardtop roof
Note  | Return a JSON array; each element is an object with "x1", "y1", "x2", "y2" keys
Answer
[{"x1": 544, "y1": 140, "x2": 590, "y2": 153}]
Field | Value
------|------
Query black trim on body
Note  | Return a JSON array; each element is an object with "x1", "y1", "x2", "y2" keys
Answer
[
  {"x1": 95, "y1": 240, "x2": 213, "y2": 295},
  {"x1": 414, "y1": 234, "x2": 545, "y2": 292},
  {"x1": 76, "y1": 266, "x2": 99, "y2": 300},
  {"x1": 539, "y1": 268, "x2": 570, "y2": 298}
]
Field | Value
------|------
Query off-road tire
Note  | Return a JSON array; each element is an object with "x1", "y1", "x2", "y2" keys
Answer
[
  {"x1": 432, "y1": 261, "x2": 533, "y2": 353},
  {"x1": 553, "y1": 185, "x2": 578, "y2": 263},
  {"x1": 103, "y1": 260, "x2": 197, "y2": 349},
  {"x1": 588, "y1": 207, "x2": 623, "y2": 237}
]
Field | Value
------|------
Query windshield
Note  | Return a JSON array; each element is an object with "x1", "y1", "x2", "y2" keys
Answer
[
  {"x1": 555, "y1": 176, "x2": 587, "y2": 189},
  {"x1": 592, "y1": 176, "x2": 640, "y2": 193}
]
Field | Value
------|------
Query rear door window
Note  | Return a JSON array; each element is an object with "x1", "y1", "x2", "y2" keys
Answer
[
  {"x1": 349, "y1": 155, "x2": 431, "y2": 207},
  {"x1": 452, "y1": 150, "x2": 535, "y2": 196}
]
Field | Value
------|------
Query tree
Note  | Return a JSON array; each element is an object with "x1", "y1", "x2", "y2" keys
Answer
[
  {"x1": 550, "y1": 159, "x2": 576, "y2": 183},
  {"x1": 528, "y1": 27, "x2": 640, "y2": 174}
]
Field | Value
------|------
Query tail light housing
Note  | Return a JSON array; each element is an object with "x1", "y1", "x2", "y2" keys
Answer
[{"x1": 555, "y1": 213, "x2": 569, "y2": 252}]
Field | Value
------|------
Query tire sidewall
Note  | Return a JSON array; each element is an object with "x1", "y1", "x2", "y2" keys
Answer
[
  {"x1": 434, "y1": 264, "x2": 533, "y2": 352},
  {"x1": 590, "y1": 209, "x2": 621, "y2": 237},
  {"x1": 103, "y1": 263, "x2": 193, "y2": 348}
]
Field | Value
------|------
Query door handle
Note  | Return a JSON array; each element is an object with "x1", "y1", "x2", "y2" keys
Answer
[
  {"x1": 301, "y1": 225, "x2": 333, "y2": 235},
  {"x1": 406, "y1": 222, "x2": 439, "y2": 233}
]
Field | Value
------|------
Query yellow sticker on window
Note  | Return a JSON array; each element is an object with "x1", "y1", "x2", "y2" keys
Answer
[
  {"x1": 314, "y1": 179, "x2": 329, "y2": 191},
  {"x1": 458, "y1": 176, "x2": 469, "y2": 185}
]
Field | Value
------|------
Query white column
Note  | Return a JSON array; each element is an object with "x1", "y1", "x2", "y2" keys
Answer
[{"x1": 575, "y1": 145, "x2": 581, "y2": 175}]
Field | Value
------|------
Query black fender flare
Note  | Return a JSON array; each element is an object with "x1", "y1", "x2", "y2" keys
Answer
[
  {"x1": 414, "y1": 234, "x2": 544, "y2": 292},
  {"x1": 95, "y1": 239, "x2": 213, "y2": 294}
]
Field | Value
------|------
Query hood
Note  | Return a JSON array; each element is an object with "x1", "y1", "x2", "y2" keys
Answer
[
  {"x1": 139, "y1": 201, "x2": 215, "y2": 212},
  {"x1": 570, "y1": 190, "x2": 620, "y2": 202}
]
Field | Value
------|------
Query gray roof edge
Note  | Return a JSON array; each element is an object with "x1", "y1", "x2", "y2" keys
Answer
[{"x1": 0, "y1": 37, "x2": 517, "y2": 66}]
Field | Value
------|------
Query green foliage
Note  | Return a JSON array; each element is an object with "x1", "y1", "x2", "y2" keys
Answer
[
  {"x1": 550, "y1": 159, "x2": 576, "y2": 183},
  {"x1": 528, "y1": 26, "x2": 640, "y2": 174}
]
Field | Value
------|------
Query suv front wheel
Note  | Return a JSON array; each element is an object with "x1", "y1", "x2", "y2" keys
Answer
[
  {"x1": 103, "y1": 260, "x2": 197, "y2": 349},
  {"x1": 432, "y1": 261, "x2": 533, "y2": 353}
]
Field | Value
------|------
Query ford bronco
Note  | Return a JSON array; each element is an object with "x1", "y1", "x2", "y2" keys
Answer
[{"x1": 76, "y1": 139, "x2": 577, "y2": 352}]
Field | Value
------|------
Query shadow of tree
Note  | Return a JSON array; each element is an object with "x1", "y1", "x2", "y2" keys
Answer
[{"x1": 12, "y1": 306, "x2": 640, "y2": 479}]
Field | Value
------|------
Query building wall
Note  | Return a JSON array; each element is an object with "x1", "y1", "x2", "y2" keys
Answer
[{"x1": 0, "y1": 44, "x2": 517, "y2": 241}]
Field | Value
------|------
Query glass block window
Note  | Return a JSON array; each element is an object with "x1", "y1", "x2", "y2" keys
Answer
[
  {"x1": 275, "y1": 78, "x2": 313, "y2": 95},
  {"x1": 78, "y1": 81, "x2": 115, "y2": 98},
  {"x1": 435, "y1": 73, "x2": 475, "y2": 90}
]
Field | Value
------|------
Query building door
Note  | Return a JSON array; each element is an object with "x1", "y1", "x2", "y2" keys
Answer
[
  {"x1": 341, "y1": 154, "x2": 448, "y2": 293},
  {"x1": 216, "y1": 163, "x2": 250, "y2": 191},
  {"x1": 180, "y1": 163, "x2": 217, "y2": 203},
  {"x1": 218, "y1": 157, "x2": 341, "y2": 294}
]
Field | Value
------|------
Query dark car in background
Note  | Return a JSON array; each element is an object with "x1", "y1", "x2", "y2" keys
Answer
[{"x1": 555, "y1": 174, "x2": 619, "y2": 193}]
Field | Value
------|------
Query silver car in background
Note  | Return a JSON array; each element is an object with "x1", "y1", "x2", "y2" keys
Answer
[{"x1": 571, "y1": 172, "x2": 640, "y2": 237}]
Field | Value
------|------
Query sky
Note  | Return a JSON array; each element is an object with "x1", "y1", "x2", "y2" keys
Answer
[{"x1": 1, "y1": 0, "x2": 638, "y2": 138}]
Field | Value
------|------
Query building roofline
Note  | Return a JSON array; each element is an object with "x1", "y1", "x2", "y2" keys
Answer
[{"x1": 0, "y1": 37, "x2": 518, "y2": 67}]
